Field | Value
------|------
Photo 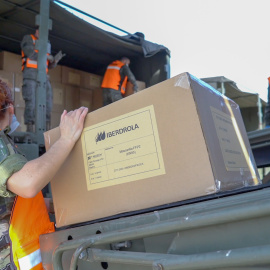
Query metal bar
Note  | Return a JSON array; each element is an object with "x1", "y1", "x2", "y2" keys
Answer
[
  {"x1": 52, "y1": 199, "x2": 270, "y2": 270},
  {"x1": 221, "y1": 81, "x2": 226, "y2": 95},
  {"x1": 35, "y1": 0, "x2": 51, "y2": 142},
  {"x1": 250, "y1": 142, "x2": 270, "y2": 150},
  {"x1": 52, "y1": 0, "x2": 132, "y2": 35},
  {"x1": 80, "y1": 246, "x2": 270, "y2": 270},
  {"x1": 159, "y1": 245, "x2": 270, "y2": 270},
  {"x1": 257, "y1": 94, "x2": 263, "y2": 130},
  {"x1": 0, "y1": 34, "x2": 20, "y2": 43},
  {"x1": 0, "y1": 0, "x2": 39, "y2": 17},
  {"x1": 0, "y1": 16, "x2": 38, "y2": 32}
]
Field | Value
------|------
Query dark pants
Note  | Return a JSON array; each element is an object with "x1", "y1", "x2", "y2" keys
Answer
[
  {"x1": 22, "y1": 79, "x2": 53, "y2": 124},
  {"x1": 102, "y1": 88, "x2": 123, "y2": 106}
]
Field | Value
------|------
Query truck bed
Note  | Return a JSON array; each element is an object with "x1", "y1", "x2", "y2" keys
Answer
[{"x1": 40, "y1": 184, "x2": 270, "y2": 270}]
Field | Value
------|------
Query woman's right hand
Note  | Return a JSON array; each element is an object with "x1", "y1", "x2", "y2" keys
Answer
[{"x1": 59, "y1": 107, "x2": 89, "y2": 145}]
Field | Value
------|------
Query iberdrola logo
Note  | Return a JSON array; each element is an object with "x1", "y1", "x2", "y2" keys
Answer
[
  {"x1": 95, "y1": 123, "x2": 139, "y2": 144},
  {"x1": 95, "y1": 131, "x2": 106, "y2": 144}
]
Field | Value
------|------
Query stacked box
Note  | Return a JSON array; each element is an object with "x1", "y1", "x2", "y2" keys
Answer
[
  {"x1": 0, "y1": 51, "x2": 146, "y2": 129},
  {"x1": 0, "y1": 51, "x2": 21, "y2": 73}
]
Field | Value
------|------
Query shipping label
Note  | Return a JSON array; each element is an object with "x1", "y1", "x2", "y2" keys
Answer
[
  {"x1": 211, "y1": 107, "x2": 249, "y2": 171},
  {"x1": 81, "y1": 105, "x2": 165, "y2": 190}
]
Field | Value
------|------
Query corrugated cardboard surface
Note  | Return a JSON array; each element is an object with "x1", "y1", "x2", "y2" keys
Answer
[
  {"x1": 48, "y1": 65, "x2": 62, "y2": 83},
  {"x1": 45, "y1": 73, "x2": 259, "y2": 228},
  {"x1": 125, "y1": 80, "x2": 146, "y2": 97},
  {"x1": 0, "y1": 51, "x2": 21, "y2": 73},
  {"x1": 51, "y1": 82, "x2": 65, "y2": 113},
  {"x1": 62, "y1": 66, "x2": 82, "y2": 86},
  {"x1": 79, "y1": 88, "x2": 93, "y2": 110},
  {"x1": 91, "y1": 88, "x2": 103, "y2": 111},
  {"x1": 65, "y1": 85, "x2": 80, "y2": 112},
  {"x1": 81, "y1": 71, "x2": 102, "y2": 89},
  {"x1": 189, "y1": 76, "x2": 260, "y2": 190}
]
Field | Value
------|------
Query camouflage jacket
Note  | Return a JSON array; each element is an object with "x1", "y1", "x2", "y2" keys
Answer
[{"x1": 0, "y1": 129, "x2": 27, "y2": 270}]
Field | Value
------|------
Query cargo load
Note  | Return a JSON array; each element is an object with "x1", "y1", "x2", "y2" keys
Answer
[{"x1": 45, "y1": 72, "x2": 260, "y2": 227}]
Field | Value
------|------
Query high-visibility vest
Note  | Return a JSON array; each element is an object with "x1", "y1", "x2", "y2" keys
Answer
[
  {"x1": 9, "y1": 192, "x2": 55, "y2": 270},
  {"x1": 101, "y1": 60, "x2": 128, "y2": 95},
  {"x1": 21, "y1": 35, "x2": 49, "y2": 73}
]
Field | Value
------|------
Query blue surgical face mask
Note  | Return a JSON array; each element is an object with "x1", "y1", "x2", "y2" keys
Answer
[{"x1": 8, "y1": 114, "x2": 20, "y2": 135}]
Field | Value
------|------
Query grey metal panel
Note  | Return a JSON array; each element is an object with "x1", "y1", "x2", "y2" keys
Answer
[{"x1": 40, "y1": 187, "x2": 270, "y2": 270}]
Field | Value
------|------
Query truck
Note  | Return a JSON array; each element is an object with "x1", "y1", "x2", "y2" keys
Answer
[{"x1": 1, "y1": 1, "x2": 270, "y2": 270}]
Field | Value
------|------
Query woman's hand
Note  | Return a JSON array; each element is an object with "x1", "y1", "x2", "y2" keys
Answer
[{"x1": 59, "y1": 107, "x2": 88, "y2": 145}]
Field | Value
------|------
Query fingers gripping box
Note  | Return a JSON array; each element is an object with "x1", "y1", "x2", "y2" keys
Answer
[{"x1": 44, "y1": 72, "x2": 260, "y2": 228}]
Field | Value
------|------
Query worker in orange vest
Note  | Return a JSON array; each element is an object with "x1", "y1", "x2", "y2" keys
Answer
[
  {"x1": 0, "y1": 79, "x2": 88, "y2": 270},
  {"x1": 101, "y1": 57, "x2": 138, "y2": 106},
  {"x1": 21, "y1": 28, "x2": 65, "y2": 132}
]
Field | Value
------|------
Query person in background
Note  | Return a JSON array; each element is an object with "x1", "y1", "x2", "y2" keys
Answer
[
  {"x1": 101, "y1": 57, "x2": 138, "y2": 106},
  {"x1": 21, "y1": 28, "x2": 65, "y2": 132},
  {"x1": 0, "y1": 79, "x2": 88, "y2": 270}
]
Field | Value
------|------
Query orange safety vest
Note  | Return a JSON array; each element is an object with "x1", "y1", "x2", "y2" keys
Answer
[
  {"x1": 21, "y1": 34, "x2": 49, "y2": 73},
  {"x1": 9, "y1": 192, "x2": 55, "y2": 270},
  {"x1": 101, "y1": 60, "x2": 128, "y2": 95}
]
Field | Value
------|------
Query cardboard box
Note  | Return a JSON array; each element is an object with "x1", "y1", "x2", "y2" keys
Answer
[
  {"x1": 125, "y1": 80, "x2": 146, "y2": 97},
  {"x1": 81, "y1": 71, "x2": 102, "y2": 89},
  {"x1": 45, "y1": 72, "x2": 260, "y2": 227},
  {"x1": 48, "y1": 65, "x2": 62, "y2": 83},
  {"x1": 62, "y1": 66, "x2": 82, "y2": 86},
  {"x1": 0, "y1": 51, "x2": 21, "y2": 73},
  {"x1": 51, "y1": 82, "x2": 65, "y2": 113},
  {"x1": 51, "y1": 111, "x2": 62, "y2": 129},
  {"x1": 0, "y1": 70, "x2": 14, "y2": 87},
  {"x1": 91, "y1": 88, "x2": 103, "y2": 111},
  {"x1": 80, "y1": 88, "x2": 92, "y2": 110},
  {"x1": 65, "y1": 85, "x2": 80, "y2": 112}
]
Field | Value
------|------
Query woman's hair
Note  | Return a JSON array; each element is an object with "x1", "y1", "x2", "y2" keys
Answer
[{"x1": 0, "y1": 79, "x2": 14, "y2": 113}]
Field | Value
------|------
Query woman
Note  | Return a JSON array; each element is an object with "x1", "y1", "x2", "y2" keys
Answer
[{"x1": 0, "y1": 79, "x2": 88, "y2": 270}]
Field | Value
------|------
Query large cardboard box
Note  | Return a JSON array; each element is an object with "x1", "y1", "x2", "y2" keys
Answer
[
  {"x1": 91, "y1": 88, "x2": 103, "y2": 111},
  {"x1": 62, "y1": 66, "x2": 82, "y2": 86},
  {"x1": 51, "y1": 111, "x2": 62, "y2": 129},
  {"x1": 0, "y1": 51, "x2": 21, "y2": 73},
  {"x1": 125, "y1": 80, "x2": 146, "y2": 97},
  {"x1": 79, "y1": 88, "x2": 93, "y2": 110},
  {"x1": 81, "y1": 71, "x2": 102, "y2": 89},
  {"x1": 65, "y1": 85, "x2": 80, "y2": 112},
  {"x1": 51, "y1": 82, "x2": 65, "y2": 113},
  {"x1": 45, "y1": 73, "x2": 260, "y2": 227},
  {"x1": 48, "y1": 65, "x2": 62, "y2": 83},
  {"x1": 0, "y1": 70, "x2": 14, "y2": 88}
]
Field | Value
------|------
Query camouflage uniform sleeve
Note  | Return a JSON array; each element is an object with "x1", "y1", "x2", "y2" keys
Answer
[
  {"x1": 121, "y1": 65, "x2": 138, "y2": 92},
  {"x1": 0, "y1": 136, "x2": 28, "y2": 198},
  {"x1": 21, "y1": 34, "x2": 38, "y2": 60}
]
